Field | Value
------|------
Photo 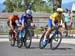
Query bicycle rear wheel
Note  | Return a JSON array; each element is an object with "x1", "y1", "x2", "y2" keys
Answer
[
  {"x1": 50, "y1": 31, "x2": 62, "y2": 50},
  {"x1": 9, "y1": 32, "x2": 16, "y2": 46},
  {"x1": 24, "y1": 29, "x2": 32, "y2": 48}
]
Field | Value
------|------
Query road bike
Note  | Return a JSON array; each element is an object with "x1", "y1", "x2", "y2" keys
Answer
[
  {"x1": 39, "y1": 24, "x2": 63, "y2": 50},
  {"x1": 17, "y1": 27, "x2": 33, "y2": 48}
]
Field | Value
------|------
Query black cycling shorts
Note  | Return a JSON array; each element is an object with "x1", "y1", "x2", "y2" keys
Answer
[{"x1": 7, "y1": 21, "x2": 17, "y2": 29}]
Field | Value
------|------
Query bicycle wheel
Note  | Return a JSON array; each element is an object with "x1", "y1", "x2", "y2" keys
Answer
[
  {"x1": 39, "y1": 32, "x2": 48, "y2": 49},
  {"x1": 24, "y1": 29, "x2": 32, "y2": 48},
  {"x1": 10, "y1": 32, "x2": 16, "y2": 46},
  {"x1": 17, "y1": 31, "x2": 23, "y2": 48},
  {"x1": 50, "y1": 31, "x2": 62, "y2": 50}
]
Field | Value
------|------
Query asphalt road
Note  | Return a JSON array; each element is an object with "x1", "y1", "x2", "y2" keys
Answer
[
  {"x1": 0, "y1": 35, "x2": 75, "y2": 56},
  {"x1": 0, "y1": 41, "x2": 75, "y2": 56}
]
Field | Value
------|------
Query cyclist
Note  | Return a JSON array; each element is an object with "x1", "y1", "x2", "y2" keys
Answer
[
  {"x1": 7, "y1": 14, "x2": 19, "y2": 40},
  {"x1": 18, "y1": 9, "x2": 33, "y2": 40},
  {"x1": 42, "y1": 8, "x2": 65, "y2": 46}
]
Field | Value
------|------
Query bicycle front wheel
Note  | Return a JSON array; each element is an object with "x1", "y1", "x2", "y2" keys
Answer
[
  {"x1": 24, "y1": 29, "x2": 32, "y2": 48},
  {"x1": 50, "y1": 31, "x2": 62, "y2": 50},
  {"x1": 9, "y1": 31, "x2": 16, "y2": 46},
  {"x1": 10, "y1": 38, "x2": 15, "y2": 46},
  {"x1": 39, "y1": 32, "x2": 48, "y2": 49},
  {"x1": 17, "y1": 31, "x2": 23, "y2": 48}
]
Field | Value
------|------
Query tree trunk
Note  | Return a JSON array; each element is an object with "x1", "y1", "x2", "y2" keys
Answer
[{"x1": 53, "y1": 0, "x2": 62, "y2": 12}]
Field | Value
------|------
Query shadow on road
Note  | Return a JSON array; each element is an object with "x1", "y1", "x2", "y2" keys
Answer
[
  {"x1": 40, "y1": 47, "x2": 73, "y2": 50},
  {"x1": 17, "y1": 46, "x2": 73, "y2": 51},
  {"x1": 55, "y1": 48, "x2": 72, "y2": 50}
]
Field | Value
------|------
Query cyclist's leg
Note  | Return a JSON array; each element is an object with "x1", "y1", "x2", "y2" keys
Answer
[
  {"x1": 8, "y1": 22, "x2": 13, "y2": 40},
  {"x1": 44, "y1": 18, "x2": 52, "y2": 41},
  {"x1": 18, "y1": 27, "x2": 25, "y2": 41},
  {"x1": 41, "y1": 18, "x2": 52, "y2": 46},
  {"x1": 12, "y1": 22, "x2": 17, "y2": 39}
]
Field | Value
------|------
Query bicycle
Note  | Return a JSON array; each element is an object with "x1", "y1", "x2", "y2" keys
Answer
[
  {"x1": 39, "y1": 24, "x2": 63, "y2": 50},
  {"x1": 17, "y1": 27, "x2": 33, "y2": 48}
]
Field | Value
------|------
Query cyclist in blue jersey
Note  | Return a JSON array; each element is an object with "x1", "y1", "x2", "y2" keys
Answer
[{"x1": 18, "y1": 9, "x2": 33, "y2": 38}]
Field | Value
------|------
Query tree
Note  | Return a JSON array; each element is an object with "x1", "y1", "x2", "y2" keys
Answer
[
  {"x1": 52, "y1": 0, "x2": 62, "y2": 12},
  {"x1": 3, "y1": 0, "x2": 14, "y2": 12},
  {"x1": 3, "y1": 0, "x2": 51, "y2": 12}
]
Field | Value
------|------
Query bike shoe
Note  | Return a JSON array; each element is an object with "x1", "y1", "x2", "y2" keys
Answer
[{"x1": 41, "y1": 40, "x2": 47, "y2": 46}]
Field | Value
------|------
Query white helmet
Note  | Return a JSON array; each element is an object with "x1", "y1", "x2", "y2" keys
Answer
[
  {"x1": 56, "y1": 8, "x2": 63, "y2": 12},
  {"x1": 26, "y1": 9, "x2": 32, "y2": 16}
]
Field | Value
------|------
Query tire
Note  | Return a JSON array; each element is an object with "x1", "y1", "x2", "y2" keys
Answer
[
  {"x1": 39, "y1": 32, "x2": 48, "y2": 49},
  {"x1": 50, "y1": 31, "x2": 62, "y2": 50},
  {"x1": 17, "y1": 31, "x2": 23, "y2": 48},
  {"x1": 10, "y1": 38, "x2": 15, "y2": 46},
  {"x1": 24, "y1": 29, "x2": 32, "y2": 48},
  {"x1": 10, "y1": 32, "x2": 16, "y2": 46}
]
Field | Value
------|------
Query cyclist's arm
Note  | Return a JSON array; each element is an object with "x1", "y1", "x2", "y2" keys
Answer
[
  {"x1": 31, "y1": 16, "x2": 33, "y2": 23},
  {"x1": 21, "y1": 20, "x2": 25, "y2": 30},
  {"x1": 9, "y1": 20, "x2": 14, "y2": 30},
  {"x1": 30, "y1": 16, "x2": 34, "y2": 26}
]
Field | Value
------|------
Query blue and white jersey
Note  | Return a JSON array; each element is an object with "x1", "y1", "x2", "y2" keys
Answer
[{"x1": 18, "y1": 14, "x2": 32, "y2": 28}]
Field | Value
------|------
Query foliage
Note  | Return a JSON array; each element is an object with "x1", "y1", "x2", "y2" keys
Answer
[
  {"x1": 3, "y1": 0, "x2": 14, "y2": 12},
  {"x1": 34, "y1": 28, "x2": 44, "y2": 34},
  {"x1": 3, "y1": 0, "x2": 51, "y2": 12}
]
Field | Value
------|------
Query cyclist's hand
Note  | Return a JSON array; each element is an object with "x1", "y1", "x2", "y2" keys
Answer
[
  {"x1": 31, "y1": 23, "x2": 35, "y2": 29},
  {"x1": 13, "y1": 30, "x2": 16, "y2": 34},
  {"x1": 31, "y1": 23, "x2": 34, "y2": 27}
]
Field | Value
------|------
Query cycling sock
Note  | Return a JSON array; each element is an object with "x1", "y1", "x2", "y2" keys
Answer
[{"x1": 43, "y1": 35, "x2": 47, "y2": 41}]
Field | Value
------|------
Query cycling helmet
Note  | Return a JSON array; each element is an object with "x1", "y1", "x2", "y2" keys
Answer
[
  {"x1": 56, "y1": 8, "x2": 63, "y2": 12},
  {"x1": 26, "y1": 9, "x2": 32, "y2": 16}
]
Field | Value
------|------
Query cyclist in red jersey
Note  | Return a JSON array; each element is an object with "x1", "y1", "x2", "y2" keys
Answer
[
  {"x1": 7, "y1": 15, "x2": 19, "y2": 32},
  {"x1": 7, "y1": 15, "x2": 19, "y2": 41}
]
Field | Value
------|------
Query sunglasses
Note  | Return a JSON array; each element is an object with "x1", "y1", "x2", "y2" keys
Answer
[{"x1": 58, "y1": 12, "x2": 62, "y2": 14}]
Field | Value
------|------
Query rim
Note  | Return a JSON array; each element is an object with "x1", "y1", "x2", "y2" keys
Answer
[{"x1": 51, "y1": 33, "x2": 62, "y2": 49}]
